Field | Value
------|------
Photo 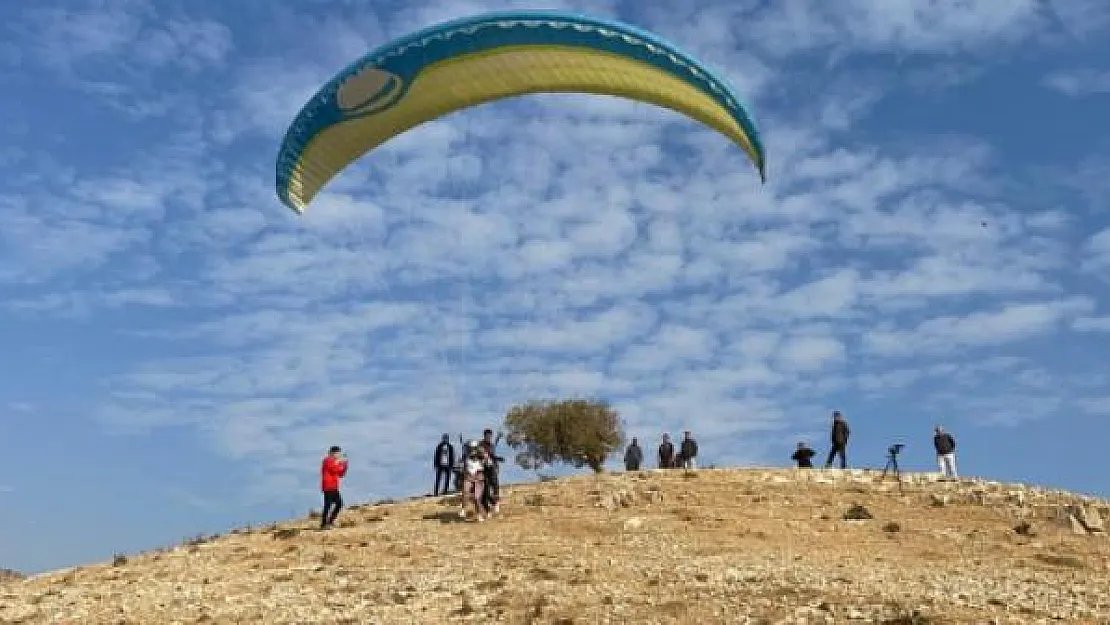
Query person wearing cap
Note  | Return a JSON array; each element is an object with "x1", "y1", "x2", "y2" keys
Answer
[
  {"x1": 320, "y1": 445, "x2": 348, "y2": 529},
  {"x1": 433, "y1": 434, "x2": 455, "y2": 496}
]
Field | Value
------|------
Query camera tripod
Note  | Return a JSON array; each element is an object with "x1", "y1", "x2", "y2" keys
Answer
[{"x1": 880, "y1": 449, "x2": 904, "y2": 494}]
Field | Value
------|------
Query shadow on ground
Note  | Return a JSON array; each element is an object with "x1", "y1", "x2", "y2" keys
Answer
[{"x1": 421, "y1": 511, "x2": 468, "y2": 524}]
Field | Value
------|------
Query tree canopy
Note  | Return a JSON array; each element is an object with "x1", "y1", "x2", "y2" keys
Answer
[{"x1": 503, "y1": 398, "x2": 625, "y2": 474}]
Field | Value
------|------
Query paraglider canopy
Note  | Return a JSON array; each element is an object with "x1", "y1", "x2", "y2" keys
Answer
[{"x1": 275, "y1": 10, "x2": 767, "y2": 213}]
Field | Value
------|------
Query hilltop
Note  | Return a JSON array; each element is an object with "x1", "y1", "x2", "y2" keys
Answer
[{"x1": 1, "y1": 468, "x2": 1108, "y2": 624}]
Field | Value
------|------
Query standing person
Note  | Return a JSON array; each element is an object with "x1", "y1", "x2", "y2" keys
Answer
[
  {"x1": 624, "y1": 437, "x2": 644, "y2": 471},
  {"x1": 824, "y1": 411, "x2": 850, "y2": 469},
  {"x1": 933, "y1": 425, "x2": 958, "y2": 479},
  {"x1": 460, "y1": 441, "x2": 488, "y2": 522},
  {"x1": 479, "y1": 429, "x2": 504, "y2": 515},
  {"x1": 454, "y1": 433, "x2": 467, "y2": 492},
  {"x1": 320, "y1": 445, "x2": 348, "y2": 529},
  {"x1": 433, "y1": 434, "x2": 455, "y2": 496},
  {"x1": 792, "y1": 442, "x2": 816, "y2": 468},
  {"x1": 680, "y1": 431, "x2": 698, "y2": 470},
  {"x1": 658, "y1": 433, "x2": 675, "y2": 469}
]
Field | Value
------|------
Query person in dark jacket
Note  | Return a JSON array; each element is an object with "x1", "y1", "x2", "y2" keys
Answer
[
  {"x1": 624, "y1": 438, "x2": 644, "y2": 471},
  {"x1": 792, "y1": 442, "x2": 816, "y2": 468},
  {"x1": 933, "y1": 425, "x2": 957, "y2": 479},
  {"x1": 679, "y1": 431, "x2": 698, "y2": 470},
  {"x1": 824, "y1": 411, "x2": 850, "y2": 469},
  {"x1": 658, "y1": 433, "x2": 676, "y2": 469},
  {"x1": 479, "y1": 429, "x2": 504, "y2": 515},
  {"x1": 433, "y1": 434, "x2": 455, "y2": 496}
]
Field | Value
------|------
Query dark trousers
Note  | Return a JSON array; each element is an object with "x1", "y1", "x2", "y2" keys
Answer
[
  {"x1": 825, "y1": 445, "x2": 847, "y2": 469},
  {"x1": 322, "y1": 490, "x2": 343, "y2": 527},
  {"x1": 434, "y1": 467, "x2": 452, "y2": 495},
  {"x1": 481, "y1": 469, "x2": 500, "y2": 509}
]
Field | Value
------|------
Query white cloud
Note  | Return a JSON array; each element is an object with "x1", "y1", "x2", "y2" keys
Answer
[
  {"x1": 23, "y1": 2, "x2": 232, "y2": 73},
  {"x1": 1077, "y1": 397, "x2": 1110, "y2": 416},
  {"x1": 1044, "y1": 69, "x2": 1110, "y2": 96},
  {"x1": 775, "y1": 334, "x2": 846, "y2": 372},
  {"x1": 2, "y1": 0, "x2": 1108, "y2": 511},
  {"x1": 1073, "y1": 317, "x2": 1110, "y2": 332},
  {"x1": 685, "y1": 0, "x2": 1063, "y2": 59},
  {"x1": 864, "y1": 298, "x2": 1094, "y2": 357},
  {"x1": 1082, "y1": 228, "x2": 1110, "y2": 275}
]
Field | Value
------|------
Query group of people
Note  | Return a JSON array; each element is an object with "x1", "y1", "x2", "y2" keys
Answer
[
  {"x1": 432, "y1": 429, "x2": 504, "y2": 522},
  {"x1": 789, "y1": 411, "x2": 959, "y2": 479},
  {"x1": 317, "y1": 411, "x2": 962, "y2": 528},
  {"x1": 622, "y1": 431, "x2": 699, "y2": 471}
]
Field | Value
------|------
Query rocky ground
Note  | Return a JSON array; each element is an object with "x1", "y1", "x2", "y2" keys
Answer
[{"x1": 2, "y1": 468, "x2": 1108, "y2": 624}]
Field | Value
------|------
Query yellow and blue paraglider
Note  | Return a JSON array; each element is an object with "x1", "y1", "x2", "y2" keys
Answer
[{"x1": 275, "y1": 10, "x2": 767, "y2": 213}]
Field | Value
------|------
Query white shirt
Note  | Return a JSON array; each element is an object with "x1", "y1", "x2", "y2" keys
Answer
[{"x1": 464, "y1": 458, "x2": 484, "y2": 477}]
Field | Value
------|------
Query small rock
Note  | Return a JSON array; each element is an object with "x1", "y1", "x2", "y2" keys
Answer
[
  {"x1": 1077, "y1": 506, "x2": 1105, "y2": 533},
  {"x1": 843, "y1": 504, "x2": 873, "y2": 521},
  {"x1": 1070, "y1": 514, "x2": 1089, "y2": 535},
  {"x1": 623, "y1": 517, "x2": 644, "y2": 531}
]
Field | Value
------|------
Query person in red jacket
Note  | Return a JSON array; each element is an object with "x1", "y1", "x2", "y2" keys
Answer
[{"x1": 320, "y1": 445, "x2": 348, "y2": 529}]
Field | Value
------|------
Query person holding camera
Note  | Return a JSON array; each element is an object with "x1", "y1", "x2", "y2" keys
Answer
[
  {"x1": 933, "y1": 425, "x2": 958, "y2": 479},
  {"x1": 792, "y1": 442, "x2": 816, "y2": 468},
  {"x1": 459, "y1": 441, "x2": 489, "y2": 522},
  {"x1": 320, "y1": 445, "x2": 348, "y2": 529}
]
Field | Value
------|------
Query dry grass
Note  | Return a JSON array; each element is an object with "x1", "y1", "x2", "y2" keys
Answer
[{"x1": 1, "y1": 468, "x2": 1108, "y2": 624}]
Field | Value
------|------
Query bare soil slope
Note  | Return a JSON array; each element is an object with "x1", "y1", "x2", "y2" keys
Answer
[{"x1": 2, "y1": 468, "x2": 1108, "y2": 624}]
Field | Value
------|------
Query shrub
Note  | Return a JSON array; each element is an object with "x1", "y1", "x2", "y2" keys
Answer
[{"x1": 503, "y1": 398, "x2": 625, "y2": 474}]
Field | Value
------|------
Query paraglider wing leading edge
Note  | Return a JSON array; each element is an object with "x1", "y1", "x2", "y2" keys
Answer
[{"x1": 275, "y1": 10, "x2": 767, "y2": 213}]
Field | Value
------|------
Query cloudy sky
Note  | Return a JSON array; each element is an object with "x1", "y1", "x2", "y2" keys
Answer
[{"x1": 2, "y1": 0, "x2": 1109, "y2": 573}]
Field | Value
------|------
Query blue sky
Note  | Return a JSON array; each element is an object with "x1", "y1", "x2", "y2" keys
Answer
[{"x1": 2, "y1": 0, "x2": 1109, "y2": 574}]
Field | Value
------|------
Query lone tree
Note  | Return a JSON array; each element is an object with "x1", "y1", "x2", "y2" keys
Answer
[{"x1": 503, "y1": 398, "x2": 625, "y2": 474}]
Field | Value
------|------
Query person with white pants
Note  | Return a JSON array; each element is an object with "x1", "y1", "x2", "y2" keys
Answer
[{"x1": 933, "y1": 426, "x2": 957, "y2": 479}]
